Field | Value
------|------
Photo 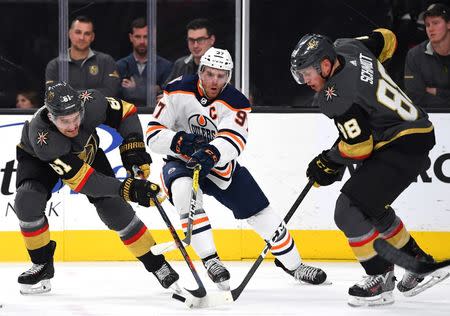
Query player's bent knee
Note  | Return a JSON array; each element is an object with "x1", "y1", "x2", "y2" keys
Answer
[
  {"x1": 171, "y1": 176, "x2": 202, "y2": 215},
  {"x1": 334, "y1": 193, "x2": 353, "y2": 232},
  {"x1": 95, "y1": 197, "x2": 135, "y2": 231},
  {"x1": 14, "y1": 180, "x2": 48, "y2": 221},
  {"x1": 246, "y1": 205, "x2": 281, "y2": 240}
]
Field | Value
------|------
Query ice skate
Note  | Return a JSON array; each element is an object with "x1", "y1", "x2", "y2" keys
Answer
[
  {"x1": 348, "y1": 269, "x2": 395, "y2": 307},
  {"x1": 202, "y1": 256, "x2": 230, "y2": 290},
  {"x1": 152, "y1": 261, "x2": 181, "y2": 293},
  {"x1": 397, "y1": 243, "x2": 450, "y2": 296},
  {"x1": 274, "y1": 258, "x2": 328, "y2": 285},
  {"x1": 18, "y1": 241, "x2": 56, "y2": 295}
]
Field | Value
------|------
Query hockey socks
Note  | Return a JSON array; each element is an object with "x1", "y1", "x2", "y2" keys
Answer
[{"x1": 247, "y1": 206, "x2": 300, "y2": 270}]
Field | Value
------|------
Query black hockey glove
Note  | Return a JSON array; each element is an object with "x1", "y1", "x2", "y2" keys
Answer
[
  {"x1": 119, "y1": 178, "x2": 165, "y2": 207},
  {"x1": 170, "y1": 131, "x2": 206, "y2": 157},
  {"x1": 306, "y1": 151, "x2": 343, "y2": 187},
  {"x1": 120, "y1": 133, "x2": 152, "y2": 179},
  {"x1": 186, "y1": 144, "x2": 220, "y2": 178}
]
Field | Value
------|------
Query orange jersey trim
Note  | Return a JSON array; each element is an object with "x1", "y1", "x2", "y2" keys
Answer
[
  {"x1": 214, "y1": 99, "x2": 251, "y2": 113},
  {"x1": 146, "y1": 124, "x2": 166, "y2": 135},
  {"x1": 167, "y1": 90, "x2": 196, "y2": 97},
  {"x1": 216, "y1": 131, "x2": 245, "y2": 151},
  {"x1": 212, "y1": 163, "x2": 233, "y2": 178}
]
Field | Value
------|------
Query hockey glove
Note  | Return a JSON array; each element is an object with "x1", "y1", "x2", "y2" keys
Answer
[
  {"x1": 186, "y1": 144, "x2": 221, "y2": 178},
  {"x1": 120, "y1": 133, "x2": 152, "y2": 179},
  {"x1": 170, "y1": 131, "x2": 207, "y2": 157},
  {"x1": 306, "y1": 151, "x2": 343, "y2": 187},
  {"x1": 120, "y1": 178, "x2": 165, "y2": 207}
]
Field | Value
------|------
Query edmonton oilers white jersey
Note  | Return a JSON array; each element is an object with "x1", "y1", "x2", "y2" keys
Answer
[{"x1": 146, "y1": 74, "x2": 251, "y2": 189}]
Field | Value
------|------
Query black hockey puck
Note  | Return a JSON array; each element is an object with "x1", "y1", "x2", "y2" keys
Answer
[{"x1": 172, "y1": 293, "x2": 186, "y2": 303}]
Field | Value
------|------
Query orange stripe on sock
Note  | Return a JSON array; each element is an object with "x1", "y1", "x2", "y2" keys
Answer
[
  {"x1": 271, "y1": 233, "x2": 292, "y2": 251},
  {"x1": 181, "y1": 216, "x2": 209, "y2": 228}
]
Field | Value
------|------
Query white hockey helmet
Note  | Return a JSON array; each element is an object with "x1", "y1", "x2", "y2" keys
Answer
[{"x1": 199, "y1": 47, "x2": 233, "y2": 83}]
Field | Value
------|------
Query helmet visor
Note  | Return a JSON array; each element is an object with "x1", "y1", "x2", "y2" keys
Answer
[{"x1": 291, "y1": 64, "x2": 321, "y2": 85}]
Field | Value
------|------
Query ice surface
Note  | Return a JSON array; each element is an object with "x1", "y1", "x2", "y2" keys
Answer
[{"x1": 0, "y1": 261, "x2": 449, "y2": 316}]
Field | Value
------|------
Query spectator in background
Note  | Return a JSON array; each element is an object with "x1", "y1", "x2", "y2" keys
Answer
[
  {"x1": 163, "y1": 18, "x2": 216, "y2": 86},
  {"x1": 45, "y1": 15, "x2": 120, "y2": 97},
  {"x1": 404, "y1": 3, "x2": 450, "y2": 108},
  {"x1": 16, "y1": 91, "x2": 39, "y2": 109},
  {"x1": 116, "y1": 17, "x2": 172, "y2": 107}
]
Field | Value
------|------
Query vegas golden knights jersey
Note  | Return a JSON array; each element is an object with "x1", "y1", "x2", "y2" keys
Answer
[
  {"x1": 316, "y1": 37, "x2": 434, "y2": 163},
  {"x1": 18, "y1": 89, "x2": 141, "y2": 195}
]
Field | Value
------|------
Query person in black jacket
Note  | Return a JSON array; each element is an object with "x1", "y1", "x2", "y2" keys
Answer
[
  {"x1": 404, "y1": 3, "x2": 450, "y2": 108},
  {"x1": 45, "y1": 16, "x2": 120, "y2": 97}
]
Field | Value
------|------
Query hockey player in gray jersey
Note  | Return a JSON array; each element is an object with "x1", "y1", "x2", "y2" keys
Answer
[
  {"x1": 147, "y1": 47, "x2": 328, "y2": 290},
  {"x1": 15, "y1": 82, "x2": 179, "y2": 295},
  {"x1": 290, "y1": 29, "x2": 449, "y2": 306}
]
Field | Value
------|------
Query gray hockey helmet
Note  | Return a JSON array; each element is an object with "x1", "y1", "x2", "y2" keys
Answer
[
  {"x1": 45, "y1": 82, "x2": 84, "y2": 117},
  {"x1": 290, "y1": 34, "x2": 336, "y2": 84}
]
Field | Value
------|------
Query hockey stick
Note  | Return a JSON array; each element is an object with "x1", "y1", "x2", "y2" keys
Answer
[
  {"x1": 173, "y1": 179, "x2": 314, "y2": 307},
  {"x1": 374, "y1": 238, "x2": 450, "y2": 274},
  {"x1": 150, "y1": 165, "x2": 201, "y2": 255},
  {"x1": 151, "y1": 196, "x2": 207, "y2": 298},
  {"x1": 131, "y1": 166, "x2": 206, "y2": 298},
  {"x1": 230, "y1": 179, "x2": 314, "y2": 300}
]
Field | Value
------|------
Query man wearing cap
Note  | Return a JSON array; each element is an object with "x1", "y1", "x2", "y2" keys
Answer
[{"x1": 404, "y1": 3, "x2": 450, "y2": 108}]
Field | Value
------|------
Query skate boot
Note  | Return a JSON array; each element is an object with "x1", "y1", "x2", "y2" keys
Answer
[
  {"x1": 274, "y1": 258, "x2": 327, "y2": 285},
  {"x1": 18, "y1": 240, "x2": 56, "y2": 295},
  {"x1": 397, "y1": 252, "x2": 450, "y2": 297},
  {"x1": 348, "y1": 269, "x2": 396, "y2": 307},
  {"x1": 152, "y1": 260, "x2": 180, "y2": 292},
  {"x1": 202, "y1": 254, "x2": 230, "y2": 290}
]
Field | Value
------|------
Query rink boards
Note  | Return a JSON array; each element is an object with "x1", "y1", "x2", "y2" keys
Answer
[{"x1": 0, "y1": 113, "x2": 449, "y2": 261}]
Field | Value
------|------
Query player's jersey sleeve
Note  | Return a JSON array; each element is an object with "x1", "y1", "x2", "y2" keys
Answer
[
  {"x1": 327, "y1": 103, "x2": 374, "y2": 165},
  {"x1": 146, "y1": 91, "x2": 178, "y2": 154},
  {"x1": 210, "y1": 87, "x2": 250, "y2": 166},
  {"x1": 82, "y1": 90, "x2": 142, "y2": 139},
  {"x1": 47, "y1": 152, "x2": 121, "y2": 197},
  {"x1": 28, "y1": 125, "x2": 121, "y2": 198},
  {"x1": 353, "y1": 28, "x2": 397, "y2": 63}
]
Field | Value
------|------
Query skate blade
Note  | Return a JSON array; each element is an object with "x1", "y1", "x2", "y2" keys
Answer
[
  {"x1": 173, "y1": 291, "x2": 233, "y2": 308},
  {"x1": 216, "y1": 280, "x2": 230, "y2": 291},
  {"x1": 348, "y1": 291, "x2": 394, "y2": 307},
  {"x1": 402, "y1": 270, "x2": 450, "y2": 297},
  {"x1": 300, "y1": 278, "x2": 333, "y2": 286},
  {"x1": 20, "y1": 279, "x2": 52, "y2": 295}
]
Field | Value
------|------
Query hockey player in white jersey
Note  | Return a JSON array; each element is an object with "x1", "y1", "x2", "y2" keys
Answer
[{"x1": 146, "y1": 47, "x2": 328, "y2": 290}]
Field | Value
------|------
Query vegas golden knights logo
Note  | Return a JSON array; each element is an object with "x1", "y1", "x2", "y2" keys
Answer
[
  {"x1": 76, "y1": 135, "x2": 98, "y2": 164},
  {"x1": 89, "y1": 65, "x2": 99, "y2": 75}
]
